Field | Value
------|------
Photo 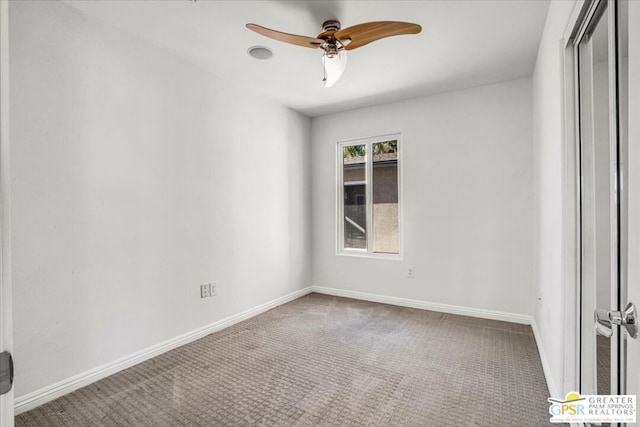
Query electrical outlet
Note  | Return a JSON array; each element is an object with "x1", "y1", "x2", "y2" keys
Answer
[
  {"x1": 200, "y1": 283, "x2": 210, "y2": 298},
  {"x1": 407, "y1": 266, "x2": 415, "y2": 278},
  {"x1": 210, "y1": 282, "x2": 217, "y2": 296}
]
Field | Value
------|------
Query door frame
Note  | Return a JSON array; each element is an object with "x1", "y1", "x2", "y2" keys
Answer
[
  {"x1": 560, "y1": 0, "x2": 587, "y2": 398},
  {"x1": 625, "y1": 0, "x2": 640, "y2": 401},
  {"x1": 0, "y1": 0, "x2": 14, "y2": 425},
  {"x1": 563, "y1": 0, "x2": 629, "y2": 399}
]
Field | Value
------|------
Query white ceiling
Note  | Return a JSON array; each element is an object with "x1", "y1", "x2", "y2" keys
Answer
[{"x1": 65, "y1": 0, "x2": 551, "y2": 117}]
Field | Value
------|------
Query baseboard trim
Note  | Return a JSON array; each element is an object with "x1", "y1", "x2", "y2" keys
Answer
[
  {"x1": 530, "y1": 318, "x2": 559, "y2": 398},
  {"x1": 14, "y1": 286, "x2": 313, "y2": 415},
  {"x1": 310, "y1": 286, "x2": 532, "y2": 324}
]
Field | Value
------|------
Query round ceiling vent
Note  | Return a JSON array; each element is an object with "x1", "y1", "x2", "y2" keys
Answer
[{"x1": 247, "y1": 46, "x2": 273, "y2": 60}]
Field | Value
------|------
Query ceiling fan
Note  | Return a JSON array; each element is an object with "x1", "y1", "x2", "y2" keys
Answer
[{"x1": 246, "y1": 20, "x2": 422, "y2": 87}]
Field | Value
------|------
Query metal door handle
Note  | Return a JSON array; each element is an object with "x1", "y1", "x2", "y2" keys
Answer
[
  {"x1": 595, "y1": 309, "x2": 613, "y2": 337},
  {"x1": 594, "y1": 302, "x2": 637, "y2": 339},
  {"x1": 0, "y1": 351, "x2": 12, "y2": 395}
]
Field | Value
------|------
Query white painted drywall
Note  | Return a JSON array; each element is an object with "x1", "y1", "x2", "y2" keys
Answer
[
  {"x1": 9, "y1": 0, "x2": 310, "y2": 398},
  {"x1": 531, "y1": 0, "x2": 577, "y2": 397},
  {"x1": 311, "y1": 78, "x2": 533, "y2": 317}
]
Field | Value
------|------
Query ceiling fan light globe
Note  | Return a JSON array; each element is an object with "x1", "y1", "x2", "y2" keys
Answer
[{"x1": 322, "y1": 50, "x2": 347, "y2": 88}]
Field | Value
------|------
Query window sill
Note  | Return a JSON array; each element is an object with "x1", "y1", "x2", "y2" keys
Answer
[{"x1": 336, "y1": 251, "x2": 403, "y2": 261}]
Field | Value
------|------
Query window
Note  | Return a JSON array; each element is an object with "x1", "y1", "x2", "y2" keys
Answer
[{"x1": 338, "y1": 134, "x2": 401, "y2": 257}]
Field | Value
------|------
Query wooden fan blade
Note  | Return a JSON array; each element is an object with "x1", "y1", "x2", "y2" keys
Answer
[
  {"x1": 335, "y1": 21, "x2": 421, "y2": 50},
  {"x1": 246, "y1": 24, "x2": 324, "y2": 49}
]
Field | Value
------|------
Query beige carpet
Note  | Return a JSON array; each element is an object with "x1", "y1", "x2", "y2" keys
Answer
[{"x1": 16, "y1": 293, "x2": 552, "y2": 426}]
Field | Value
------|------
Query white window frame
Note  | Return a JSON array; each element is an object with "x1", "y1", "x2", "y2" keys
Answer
[{"x1": 336, "y1": 133, "x2": 402, "y2": 260}]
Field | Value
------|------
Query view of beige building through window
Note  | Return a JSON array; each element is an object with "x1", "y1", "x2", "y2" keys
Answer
[{"x1": 341, "y1": 139, "x2": 399, "y2": 255}]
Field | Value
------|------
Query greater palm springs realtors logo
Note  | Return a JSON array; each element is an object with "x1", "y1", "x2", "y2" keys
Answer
[{"x1": 548, "y1": 392, "x2": 636, "y2": 423}]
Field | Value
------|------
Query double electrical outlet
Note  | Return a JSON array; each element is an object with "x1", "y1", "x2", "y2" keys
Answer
[
  {"x1": 200, "y1": 282, "x2": 217, "y2": 298},
  {"x1": 407, "y1": 266, "x2": 415, "y2": 278}
]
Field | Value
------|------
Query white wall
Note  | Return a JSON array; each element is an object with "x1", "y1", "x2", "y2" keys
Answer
[
  {"x1": 311, "y1": 78, "x2": 533, "y2": 317},
  {"x1": 531, "y1": 0, "x2": 577, "y2": 397},
  {"x1": 10, "y1": 0, "x2": 311, "y2": 398}
]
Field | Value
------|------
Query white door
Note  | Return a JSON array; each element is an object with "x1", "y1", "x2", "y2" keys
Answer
[
  {"x1": 577, "y1": 0, "x2": 636, "y2": 413},
  {"x1": 0, "y1": 0, "x2": 14, "y2": 425}
]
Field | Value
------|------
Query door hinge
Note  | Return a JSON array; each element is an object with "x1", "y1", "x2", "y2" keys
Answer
[{"x1": 0, "y1": 351, "x2": 13, "y2": 395}]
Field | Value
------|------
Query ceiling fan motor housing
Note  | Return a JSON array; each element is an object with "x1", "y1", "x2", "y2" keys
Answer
[
  {"x1": 321, "y1": 20, "x2": 342, "y2": 57},
  {"x1": 322, "y1": 20, "x2": 341, "y2": 33}
]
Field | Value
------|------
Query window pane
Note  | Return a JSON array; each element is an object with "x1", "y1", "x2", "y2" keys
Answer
[
  {"x1": 343, "y1": 144, "x2": 367, "y2": 249},
  {"x1": 372, "y1": 140, "x2": 399, "y2": 254},
  {"x1": 343, "y1": 145, "x2": 366, "y2": 182}
]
